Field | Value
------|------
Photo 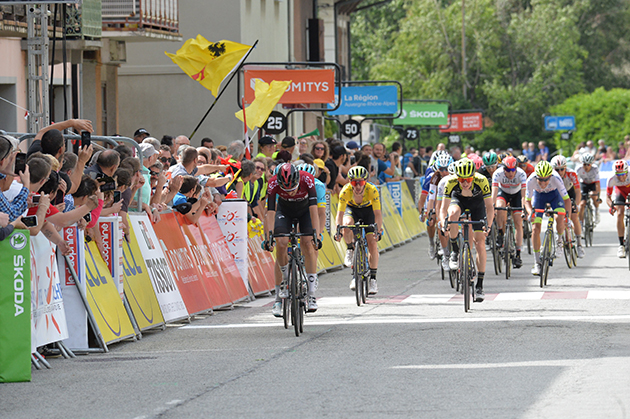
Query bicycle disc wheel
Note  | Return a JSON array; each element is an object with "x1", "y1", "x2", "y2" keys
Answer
[
  {"x1": 462, "y1": 246, "x2": 471, "y2": 312},
  {"x1": 290, "y1": 261, "x2": 300, "y2": 337},
  {"x1": 353, "y1": 244, "x2": 363, "y2": 307}
]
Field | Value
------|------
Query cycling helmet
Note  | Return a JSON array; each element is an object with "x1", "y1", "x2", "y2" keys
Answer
[
  {"x1": 614, "y1": 160, "x2": 628, "y2": 174},
  {"x1": 535, "y1": 160, "x2": 553, "y2": 178},
  {"x1": 550, "y1": 155, "x2": 567, "y2": 169},
  {"x1": 297, "y1": 163, "x2": 316, "y2": 177},
  {"x1": 347, "y1": 165, "x2": 369, "y2": 181},
  {"x1": 468, "y1": 153, "x2": 483, "y2": 171},
  {"x1": 456, "y1": 158, "x2": 476, "y2": 178},
  {"x1": 580, "y1": 152, "x2": 595, "y2": 165},
  {"x1": 447, "y1": 162, "x2": 457, "y2": 175},
  {"x1": 428, "y1": 150, "x2": 449, "y2": 168},
  {"x1": 435, "y1": 153, "x2": 453, "y2": 170},
  {"x1": 503, "y1": 156, "x2": 517, "y2": 170},
  {"x1": 482, "y1": 151, "x2": 498, "y2": 166},
  {"x1": 516, "y1": 155, "x2": 529, "y2": 164},
  {"x1": 277, "y1": 162, "x2": 300, "y2": 190}
]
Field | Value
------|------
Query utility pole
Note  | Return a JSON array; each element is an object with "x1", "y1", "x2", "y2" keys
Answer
[
  {"x1": 26, "y1": 4, "x2": 50, "y2": 133},
  {"x1": 462, "y1": 0, "x2": 466, "y2": 100}
]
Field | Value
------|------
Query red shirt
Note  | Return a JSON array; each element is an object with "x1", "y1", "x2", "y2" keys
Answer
[
  {"x1": 267, "y1": 171, "x2": 318, "y2": 211},
  {"x1": 27, "y1": 200, "x2": 60, "y2": 218}
]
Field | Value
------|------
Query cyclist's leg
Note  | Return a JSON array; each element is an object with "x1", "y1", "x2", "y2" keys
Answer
[
  {"x1": 273, "y1": 207, "x2": 292, "y2": 291},
  {"x1": 578, "y1": 183, "x2": 588, "y2": 222},
  {"x1": 470, "y1": 201, "x2": 487, "y2": 296},
  {"x1": 447, "y1": 200, "x2": 462, "y2": 269},
  {"x1": 531, "y1": 191, "x2": 547, "y2": 268},
  {"x1": 614, "y1": 193, "x2": 626, "y2": 246},
  {"x1": 297, "y1": 209, "x2": 319, "y2": 311},
  {"x1": 495, "y1": 193, "x2": 508, "y2": 232},
  {"x1": 593, "y1": 183, "x2": 601, "y2": 211}
]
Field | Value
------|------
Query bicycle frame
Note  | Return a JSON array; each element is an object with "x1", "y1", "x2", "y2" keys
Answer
[
  {"x1": 495, "y1": 206, "x2": 522, "y2": 279},
  {"x1": 339, "y1": 222, "x2": 377, "y2": 306},
  {"x1": 535, "y1": 208, "x2": 556, "y2": 288}
]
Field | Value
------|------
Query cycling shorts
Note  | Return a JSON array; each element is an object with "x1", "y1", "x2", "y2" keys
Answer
[
  {"x1": 274, "y1": 201, "x2": 313, "y2": 235},
  {"x1": 532, "y1": 190, "x2": 566, "y2": 224},
  {"x1": 614, "y1": 193, "x2": 629, "y2": 206},
  {"x1": 580, "y1": 182, "x2": 598, "y2": 200},
  {"x1": 343, "y1": 205, "x2": 376, "y2": 233},
  {"x1": 496, "y1": 190, "x2": 522, "y2": 212},
  {"x1": 449, "y1": 197, "x2": 486, "y2": 232}
]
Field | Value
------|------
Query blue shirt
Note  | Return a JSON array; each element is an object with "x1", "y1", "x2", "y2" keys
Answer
[
  {"x1": 314, "y1": 178, "x2": 326, "y2": 207},
  {"x1": 172, "y1": 192, "x2": 188, "y2": 206}
]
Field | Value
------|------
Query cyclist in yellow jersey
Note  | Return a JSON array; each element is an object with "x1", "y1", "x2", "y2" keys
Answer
[{"x1": 334, "y1": 166, "x2": 384, "y2": 294}]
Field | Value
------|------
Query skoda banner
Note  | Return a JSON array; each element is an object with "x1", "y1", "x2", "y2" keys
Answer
[
  {"x1": 327, "y1": 86, "x2": 398, "y2": 116},
  {"x1": 393, "y1": 103, "x2": 449, "y2": 126},
  {"x1": 0, "y1": 230, "x2": 31, "y2": 382}
]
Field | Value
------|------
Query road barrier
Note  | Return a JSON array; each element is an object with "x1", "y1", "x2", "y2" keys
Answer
[{"x1": 0, "y1": 180, "x2": 423, "y2": 382}]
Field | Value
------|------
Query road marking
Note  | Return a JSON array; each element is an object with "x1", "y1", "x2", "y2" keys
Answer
[
  {"x1": 180, "y1": 314, "x2": 630, "y2": 330},
  {"x1": 392, "y1": 359, "x2": 582, "y2": 370}
]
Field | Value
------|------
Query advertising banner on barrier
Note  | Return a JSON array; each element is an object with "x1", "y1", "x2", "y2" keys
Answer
[
  {"x1": 58, "y1": 226, "x2": 88, "y2": 350},
  {"x1": 31, "y1": 234, "x2": 69, "y2": 351},
  {"x1": 84, "y1": 242, "x2": 135, "y2": 344},
  {"x1": 0, "y1": 230, "x2": 31, "y2": 382},
  {"x1": 386, "y1": 181, "x2": 403, "y2": 216},
  {"x1": 247, "y1": 234, "x2": 275, "y2": 294},
  {"x1": 216, "y1": 200, "x2": 249, "y2": 291},
  {"x1": 176, "y1": 215, "x2": 233, "y2": 308},
  {"x1": 400, "y1": 183, "x2": 424, "y2": 238},
  {"x1": 99, "y1": 217, "x2": 124, "y2": 299},
  {"x1": 197, "y1": 214, "x2": 250, "y2": 303},
  {"x1": 129, "y1": 214, "x2": 188, "y2": 322},
  {"x1": 153, "y1": 212, "x2": 214, "y2": 315},
  {"x1": 122, "y1": 218, "x2": 165, "y2": 330}
]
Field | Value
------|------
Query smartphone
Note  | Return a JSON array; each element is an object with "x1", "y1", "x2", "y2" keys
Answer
[
  {"x1": 53, "y1": 190, "x2": 64, "y2": 206},
  {"x1": 83, "y1": 213, "x2": 91, "y2": 223},
  {"x1": 22, "y1": 215, "x2": 37, "y2": 228},
  {"x1": 81, "y1": 131, "x2": 91, "y2": 148},
  {"x1": 113, "y1": 190, "x2": 121, "y2": 203},
  {"x1": 14, "y1": 152, "x2": 26, "y2": 175},
  {"x1": 32, "y1": 195, "x2": 40, "y2": 205}
]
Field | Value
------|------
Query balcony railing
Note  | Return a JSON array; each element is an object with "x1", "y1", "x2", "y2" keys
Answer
[{"x1": 102, "y1": 0, "x2": 180, "y2": 36}]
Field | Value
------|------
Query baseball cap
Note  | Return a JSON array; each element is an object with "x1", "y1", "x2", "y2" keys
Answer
[
  {"x1": 346, "y1": 141, "x2": 359, "y2": 150},
  {"x1": 138, "y1": 143, "x2": 158, "y2": 159},
  {"x1": 313, "y1": 159, "x2": 325, "y2": 169},
  {"x1": 281, "y1": 136, "x2": 296, "y2": 148},
  {"x1": 258, "y1": 135, "x2": 277, "y2": 146},
  {"x1": 134, "y1": 128, "x2": 150, "y2": 137}
]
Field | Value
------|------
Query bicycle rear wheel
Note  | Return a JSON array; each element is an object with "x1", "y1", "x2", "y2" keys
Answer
[
  {"x1": 569, "y1": 227, "x2": 578, "y2": 266},
  {"x1": 584, "y1": 206, "x2": 593, "y2": 247},
  {"x1": 563, "y1": 232, "x2": 573, "y2": 269},
  {"x1": 290, "y1": 261, "x2": 301, "y2": 337},
  {"x1": 462, "y1": 246, "x2": 471, "y2": 312},
  {"x1": 353, "y1": 243, "x2": 363, "y2": 307}
]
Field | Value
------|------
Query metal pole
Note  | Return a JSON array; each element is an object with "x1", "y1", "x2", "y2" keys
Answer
[{"x1": 462, "y1": 0, "x2": 466, "y2": 100}]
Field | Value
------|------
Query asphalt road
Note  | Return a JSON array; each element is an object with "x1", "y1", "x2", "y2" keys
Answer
[{"x1": 2, "y1": 206, "x2": 630, "y2": 419}]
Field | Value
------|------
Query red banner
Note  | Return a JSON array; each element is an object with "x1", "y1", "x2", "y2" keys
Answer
[
  {"x1": 244, "y1": 69, "x2": 335, "y2": 104},
  {"x1": 153, "y1": 212, "x2": 214, "y2": 315},
  {"x1": 439, "y1": 112, "x2": 483, "y2": 133}
]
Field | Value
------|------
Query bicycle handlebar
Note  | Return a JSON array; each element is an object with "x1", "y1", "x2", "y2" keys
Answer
[
  {"x1": 494, "y1": 206, "x2": 523, "y2": 211},
  {"x1": 338, "y1": 223, "x2": 378, "y2": 231}
]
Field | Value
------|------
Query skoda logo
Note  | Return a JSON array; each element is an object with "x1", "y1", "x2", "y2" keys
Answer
[
  {"x1": 400, "y1": 109, "x2": 407, "y2": 119},
  {"x1": 10, "y1": 232, "x2": 27, "y2": 250}
]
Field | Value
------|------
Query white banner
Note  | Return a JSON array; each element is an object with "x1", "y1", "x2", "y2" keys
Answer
[
  {"x1": 128, "y1": 214, "x2": 188, "y2": 322},
  {"x1": 31, "y1": 234, "x2": 69, "y2": 351},
  {"x1": 99, "y1": 217, "x2": 124, "y2": 299},
  {"x1": 57, "y1": 226, "x2": 88, "y2": 350},
  {"x1": 216, "y1": 200, "x2": 249, "y2": 291}
]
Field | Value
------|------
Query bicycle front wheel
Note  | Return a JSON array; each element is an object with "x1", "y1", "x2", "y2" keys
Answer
[
  {"x1": 625, "y1": 216, "x2": 630, "y2": 270},
  {"x1": 490, "y1": 225, "x2": 500, "y2": 275},
  {"x1": 584, "y1": 206, "x2": 593, "y2": 247},
  {"x1": 353, "y1": 245, "x2": 363, "y2": 307},
  {"x1": 563, "y1": 232, "x2": 573, "y2": 269},
  {"x1": 290, "y1": 260, "x2": 301, "y2": 337},
  {"x1": 504, "y1": 227, "x2": 512, "y2": 280},
  {"x1": 540, "y1": 231, "x2": 552, "y2": 287},
  {"x1": 524, "y1": 220, "x2": 532, "y2": 255},
  {"x1": 462, "y1": 246, "x2": 471, "y2": 312}
]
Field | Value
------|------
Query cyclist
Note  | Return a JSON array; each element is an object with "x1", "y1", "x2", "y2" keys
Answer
[
  {"x1": 478, "y1": 151, "x2": 498, "y2": 181},
  {"x1": 424, "y1": 153, "x2": 453, "y2": 258},
  {"x1": 263, "y1": 163, "x2": 322, "y2": 316},
  {"x1": 442, "y1": 158, "x2": 494, "y2": 302},
  {"x1": 418, "y1": 150, "x2": 451, "y2": 259},
  {"x1": 435, "y1": 162, "x2": 457, "y2": 272},
  {"x1": 491, "y1": 155, "x2": 527, "y2": 268},
  {"x1": 296, "y1": 163, "x2": 327, "y2": 238},
  {"x1": 605, "y1": 160, "x2": 630, "y2": 258},
  {"x1": 524, "y1": 161, "x2": 572, "y2": 276},
  {"x1": 550, "y1": 155, "x2": 585, "y2": 258},
  {"x1": 334, "y1": 166, "x2": 383, "y2": 294},
  {"x1": 576, "y1": 152, "x2": 601, "y2": 225},
  {"x1": 517, "y1": 155, "x2": 535, "y2": 178}
]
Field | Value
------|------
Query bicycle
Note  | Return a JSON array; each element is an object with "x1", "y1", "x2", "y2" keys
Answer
[
  {"x1": 534, "y1": 208, "x2": 557, "y2": 288},
  {"x1": 495, "y1": 206, "x2": 522, "y2": 280},
  {"x1": 337, "y1": 222, "x2": 378, "y2": 306},
  {"x1": 445, "y1": 212, "x2": 486, "y2": 312},
  {"x1": 582, "y1": 194, "x2": 596, "y2": 247},
  {"x1": 489, "y1": 221, "x2": 502, "y2": 276},
  {"x1": 436, "y1": 223, "x2": 456, "y2": 289},
  {"x1": 522, "y1": 213, "x2": 532, "y2": 254},
  {"x1": 618, "y1": 198, "x2": 630, "y2": 270},
  {"x1": 562, "y1": 216, "x2": 578, "y2": 269},
  {"x1": 270, "y1": 226, "x2": 314, "y2": 337}
]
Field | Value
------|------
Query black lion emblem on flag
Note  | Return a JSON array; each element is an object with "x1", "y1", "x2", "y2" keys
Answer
[{"x1": 207, "y1": 42, "x2": 226, "y2": 58}]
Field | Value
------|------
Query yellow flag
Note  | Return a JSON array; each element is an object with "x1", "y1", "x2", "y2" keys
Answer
[
  {"x1": 235, "y1": 79, "x2": 291, "y2": 130},
  {"x1": 165, "y1": 36, "x2": 252, "y2": 96}
]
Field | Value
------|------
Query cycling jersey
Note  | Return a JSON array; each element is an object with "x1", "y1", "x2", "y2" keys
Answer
[
  {"x1": 478, "y1": 166, "x2": 494, "y2": 181},
  {"x1": 338, "y1": 181, "x2": 381, "y2": 212},
  {"x1": 606, "y1": 175, "x2": 630, "y2": 199},
  {"x1": 492, "y1": 167, "x2": 527, "y2": 194},
  {"x1": 444, "y1": 172, "x2": 491, "y2": 201},
  {"x1": 421, "y1": 166, "x2": 436, "y2": 195},
  {"x1": 314, "y1": 178, "x2": 326, "y2": 208},
  {"x1": 525, "y1": 171, "x2": 569, "y2": 201},
  {"x1": 576, "y1": 164, "x2": 600, "y2": 184},
  {"x1": 436, "y1": 174, "x2": 455, "y2": 201},
  {"x1": 267, "y1": 171, "x2": 317, "y2": 212},
  {"x1": 558, "y1": 168, "x2": 579, "y2": 191},
  {"x1": 519, "y1": 163, "x2": 535, "y2": 178},
  {"x1": 427, "y1": 170, "x2": 446, "y2": 201}
]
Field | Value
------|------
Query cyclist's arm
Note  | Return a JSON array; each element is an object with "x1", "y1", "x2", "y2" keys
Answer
[
  {"x1": 309, "y1": 204, "x2": 319, "y2": 240},
  {"x1": 564, "y1": 197, "x2": 572, "y2": 219},
  {"x1": 374, "y1": 209, "x2": 383, "y2": 234},
  {"x1": 484, "y1": 196, "x2": 494, "y2": 228},
  {"x1": 491, "y1": 185, "x2": 499, "y2": 204},
  {"x1": 440, "y1": 197, "x2": 451, "y2": 223}
]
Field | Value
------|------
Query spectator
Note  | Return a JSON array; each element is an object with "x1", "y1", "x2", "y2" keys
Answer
[
  {"x1": 597, "y1": 139, "x2": 607, "y2": 157},
  {"x1": 603, "y1": 146, "x2": 617, "y2": 163},
  {"x1": 201, "y1": 138, "x2": 214, "y2": 148},
  {"x1": 618, "y1": 141, "x2": 627, "y2": 160},
  {"x1": 298, "y1": 137, "x2": 310, "y2": 155},
  {"x1": 133, "y1": 128, "x2": 150, "y2": 143},
  {"x1": 274, "y1": 136, "x2": 296, "y2": 160},
  {"x1": 311, "y1": 141, "x2": 329, "y2": 163},
  {"x1": 114, "y1": 145, "x2": 133, "y2": 161},
  {"x1": 256, "y1": 136, "x2": 277, "y2": 159},
  {"x1": 244, "y1": 158, "x2": 266, "y2": 219},
  {"x1": 158, "y1": 145, "x2": 172, "y2": 170},
  {"x1": 228, "y1": 160, "x2": 255, "y2": 199},
  {"x1": 536, "y1": 141, "x2": 549, "y2": 162},
  {"x1": 451, "y1": 146, "x2": 462, "y2": 161},
  {"x1": 346, "y1": 141, "x2": 359, "y2": 156},
  {"x1": 84, "y1": 149, "x2": 120, "y2": 178},
  {"x1": 325, "y1": 145, "x2": 348, "y2": 192},
  {"x1": 371, "y1": 142, "x2": 388, "y2": 181},
  {"x1": 175, "y1": 135, "x2": 191, "y2": 151},
  {"x1": 0, "y1": 135, "x2": 30, "y2": 221},
  {"x1": 142, "y1": 137, "x2": 161, "y2": 151},
  {"x1": 136, "y1": 143, "x2": 159, "y2": 221},
  {"x1": 525, "y1": 142, "x2": 537, "y2": 162}
]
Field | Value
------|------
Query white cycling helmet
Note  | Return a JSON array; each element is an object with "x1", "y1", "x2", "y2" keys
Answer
[
  {"x1": 447, "y1": 162, "x2": 457, "y2": 175},
  {"x1": 550, "y1": 155, "x2": 567, "y2": 169},
  {"x1": 580, "y1": 152, "x2": 595, "y2": 165}
]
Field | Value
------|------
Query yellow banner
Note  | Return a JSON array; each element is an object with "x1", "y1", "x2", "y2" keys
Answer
[
  {"x1": 84, "y1": 242, "x2": 135, "y2": 344},
  {"x1": 400, "y1": 182, "x2": 425, "y2": 237},
  {"x1": 122, "y1": 217, "x2": 165, "y2": 330},
  {"x1": 318, "y1": 230, "x2": 344, "y2": 271}
]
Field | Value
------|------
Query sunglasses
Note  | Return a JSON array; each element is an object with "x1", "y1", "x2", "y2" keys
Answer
[
  {"x1": 458, "y1": 177, "x2": 473, "y2": 183},
  {"x1": 505, "y1": 167, "x2": 516, "y2": 172},
  {"x1": 159, "y1": 157, "x2": 170, "y2": 163},
  {"x1": 583, "y1": 163, "x2": 592, "y2": 167},
  {"x1": 615, "y1": 172, "x2": 628, "y2": 176},
  {"x1": 149, "y1": 170, "x2": 160, "y2": 176},
  {"x1": 351, "y1": 180, "x2": 366, "y2": 187},
  {"x1": 314, "y1": 146, "x2": 325, "y2": 151},
  {"x1": 255, "y1": 166, "x2": 265, "y2": 172},
  {"x1": 438, "y1": 167, "x2": 449, "y2": 172},
  {"x1": 537, "y1": 176, "x2": 551, "y2": 183},
  {"x1": 556, "y1": 167, "x2": 566, "y2": 171}
]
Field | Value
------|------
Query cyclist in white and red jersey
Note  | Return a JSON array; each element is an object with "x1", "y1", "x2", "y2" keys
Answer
[
  {"x1": 525, "y1": 161, "x2": 572, "y2": 276},
  {"x1": 491, "y1": 156, "x2": 527, "y2": 268},
  {"x1": 263, "y1": 163, "x2": 322, "y2": 315},
  {"x1": 606, "y1": 160, "x2": 630, "y2": 258},
  {"x1": 435, "y1": 162, "x2": 457, "y2": 272},
  {"x1": 576, "y1": 152, "x2": 601, "y2": 224},
  {"x1": 551, "y1": 155, "x2": 585, "y2": 258}
]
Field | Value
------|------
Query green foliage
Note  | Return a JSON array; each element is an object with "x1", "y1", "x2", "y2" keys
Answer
[
  {"x1": 350, "y1": 0, "x2": 630, "y2": 152},
  {"x1": 550, "y1": 87, "x2": 630, "y2": 151}
]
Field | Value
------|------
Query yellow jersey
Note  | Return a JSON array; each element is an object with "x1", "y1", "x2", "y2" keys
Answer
[{"x1": 338, "y1": 182, "x2": 381, "y2": 212}]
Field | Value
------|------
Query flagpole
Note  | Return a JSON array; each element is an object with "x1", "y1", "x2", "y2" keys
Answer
[
  {"x1": 242, "y1": 96, "x2": 251, "y2": 160},
  {"x1": 189, "y1": 39, "x2": 259, "y2": 140}
]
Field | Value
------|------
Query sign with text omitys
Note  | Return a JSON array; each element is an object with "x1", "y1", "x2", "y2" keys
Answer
[
  {"x1": 243, "y1": 69, "x2": 334, "y2": 104},
  {"x1": 393, "y1": 103, "x2": 449, "y2": 126},
  {"x1": 439, "y1": 112, "x2": 483, "y2": 133}
]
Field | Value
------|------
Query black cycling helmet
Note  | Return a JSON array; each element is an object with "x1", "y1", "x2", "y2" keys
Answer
[{"x1": 277, "y1": 162, "x2": 300, "y2": 191}]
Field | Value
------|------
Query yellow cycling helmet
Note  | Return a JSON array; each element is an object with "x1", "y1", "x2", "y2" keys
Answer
[
  {"x1": 347, "y1": 165, "x2": 369, "y2": 181},
  {"x1": 535, "y1": 160, "x2": 553, "y2": 178},
  {"x1": 456, "y1": 158, "x2": 476, "y2": 178}
]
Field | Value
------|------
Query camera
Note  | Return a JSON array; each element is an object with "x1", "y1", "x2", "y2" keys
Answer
[{"x1": 22, "y1": 215, "x2": 37, "y2": 228}]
